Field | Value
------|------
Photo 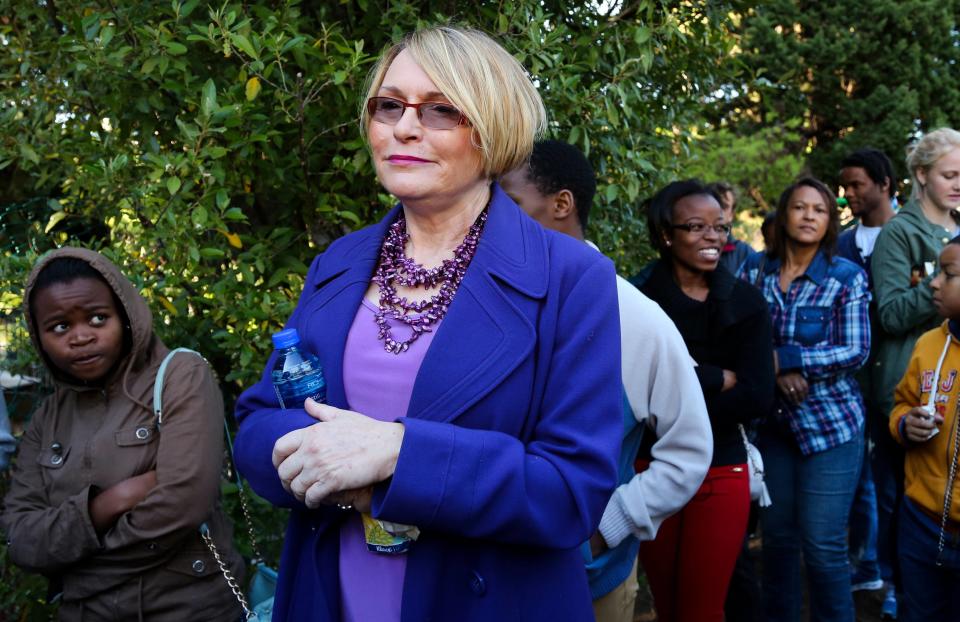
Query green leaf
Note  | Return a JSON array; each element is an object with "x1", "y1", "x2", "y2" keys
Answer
[
  {"x1": 280, "y1": 36, "x2": 305, "y2": 53},
  {"x1": 176, "y1": 117, "x2": 199, "y2": 140},
  {"x1": 201, "y1": 79, "x2": 217, "y2": 118},
  {"x1": 100, "y1": 25, "x2": 115, "y2": 48},
  {"x1": 84, "y1": 19, "x2": 101, "y2": 41},
  {"x1": 192, "y1": 205, "x2": 208, "y2": 225},
  {"x1": 605, "y1": 184, "x2": 618, "y2": 203},
  {"x1": 207, "y1": 146, "x2": 228, "y2": 159},
  {"x1": 164, "y1": 41, "x2": 188, "y2": 56},
  {"x1": 337, "y1": 210, "x2": 361, "y2": 225},
  {"x1": 19, "y1": 144, "x2": 39, "y2": 165},
  {"x1": 266, "y1": 269, "x2": 288, "y2": 288},
  {"x1": 200, "y1": 247, "x2": 225, "y2": 258},
  {"x1": 216, "y1": 189, "x2": 230, "y2": 210},
  {"x1": 230, "y1": 33, "x2": 258, "y2": 59},
  {"x1": 605, "y1": 99, "x2": 620, "y2": 128},
  {"x1": 223, "y1": 207, "x2": 245, "y2": 221},
  {"x1": 166, "y1": 177, "x2": 181, "y2": 195},
  {"x1": 180, "y1": 0, "x2": 200, "y2": 17}
]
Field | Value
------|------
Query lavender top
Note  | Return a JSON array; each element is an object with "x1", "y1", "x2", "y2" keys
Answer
[{"x1": 339, "y1": 298, "x2": 440, "y2": 622}]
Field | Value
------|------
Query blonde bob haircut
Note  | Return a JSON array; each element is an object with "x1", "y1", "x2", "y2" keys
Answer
[
  {"x1": 906, "y1": 127, "x2": 960, "y2": 200},
  {"x1": 361, "y1": 25, "x2": 547, "y2": 178}
]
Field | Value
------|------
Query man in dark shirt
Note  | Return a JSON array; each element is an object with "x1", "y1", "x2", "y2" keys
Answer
[
  {"x1": 709, "y1": 181, "x2": 753, "y2": 273},
  {"x1": 836, "y1": 148, "x2": 899, "y2": 618}
]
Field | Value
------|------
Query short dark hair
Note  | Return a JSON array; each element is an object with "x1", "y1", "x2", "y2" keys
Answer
[
  {"x1": 840, "y1": 148, "x2": 896, "y2": 198},
  {"x1": 32, "y1": 257, "x2": 108, "y2": 300},
  {"x1": 707, "y1": 181, "x2": 735, "y2": 200},
  {"x1": 527, "y1": 140, "x2": 597, "y2": 230},
  {"x1": 773, "y1": 177, "x2": 840, "y2": 261},
  {"x1": 646, "y1": 180, "x2": 723, "y2": 258}
]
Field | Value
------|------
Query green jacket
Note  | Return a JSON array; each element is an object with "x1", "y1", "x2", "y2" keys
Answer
[{"x1": 869, "y1": 199, "x2": 959, "y2": 416}]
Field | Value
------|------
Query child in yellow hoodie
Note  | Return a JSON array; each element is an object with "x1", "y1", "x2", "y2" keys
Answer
[{"x1": 890, "y1": 238, "x2": 960, "y2": 622}]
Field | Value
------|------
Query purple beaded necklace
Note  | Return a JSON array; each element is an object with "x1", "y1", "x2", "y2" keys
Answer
[{"x1": 371, "y1": 206, "x2": 488, "y2": 354}]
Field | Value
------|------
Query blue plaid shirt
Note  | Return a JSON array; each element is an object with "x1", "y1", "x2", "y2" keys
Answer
[{"x1": 739, "y1": 251, "x2": 871, "y2": 455}]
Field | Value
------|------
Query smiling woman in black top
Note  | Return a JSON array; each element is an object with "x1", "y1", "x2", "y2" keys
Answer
[{"x1": 631, "y1": 179, "x2": 775, "y2": 622}]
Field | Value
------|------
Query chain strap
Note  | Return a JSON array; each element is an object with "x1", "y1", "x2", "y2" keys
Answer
[
  {"x1": 154, "y1": 351, "x2": 266, "y2": 618},
  {"x1": 235, "y1": 480, "x2": 264, "y2": 562},
  {"x1": 200, "y1": 524, "x2": 256, "y2": 620},
  {"x1": 936, "y1": 400, "x2": 960, "y2": 566}
]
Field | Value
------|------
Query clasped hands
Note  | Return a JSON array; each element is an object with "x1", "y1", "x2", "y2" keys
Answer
[{"x1": 272, "y1": 398, "x2": 405, "y2": 511}]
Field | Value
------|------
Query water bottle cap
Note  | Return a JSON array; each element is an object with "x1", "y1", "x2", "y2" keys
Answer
[{"x1": 272, "y1": 328, "x2": 301, "y2": 349}]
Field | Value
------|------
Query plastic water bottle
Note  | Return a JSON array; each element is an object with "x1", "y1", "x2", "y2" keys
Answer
[{"x1": 271, "y1": 328, "x2": 327, "y2": 409}]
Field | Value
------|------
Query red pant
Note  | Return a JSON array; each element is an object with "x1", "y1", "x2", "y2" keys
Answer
[{"x1": 638, "y1": 463, "x2": 750, "y2": 622}]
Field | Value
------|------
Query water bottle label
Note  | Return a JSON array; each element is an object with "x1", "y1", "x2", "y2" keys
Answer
[
  {"x1": 271, "y1": 342, "x2": 326, "y2": 409},
  {"x1": 273, "y1": 373, "x2": 326, "y2": 409}
]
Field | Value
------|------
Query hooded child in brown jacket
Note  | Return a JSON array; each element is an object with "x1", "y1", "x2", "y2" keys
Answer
[{"x1": 1, "y1": 247, "x2": 243, "y2": 621}]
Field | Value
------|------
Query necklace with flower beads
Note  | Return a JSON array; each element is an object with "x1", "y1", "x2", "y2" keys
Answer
[{"x1": 371, "y1": 207, "x2": 488, "y2": 354}]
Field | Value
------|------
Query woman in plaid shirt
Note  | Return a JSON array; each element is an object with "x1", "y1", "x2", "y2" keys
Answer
[{"x1": 739, "y1": 177, "x2": 871, "y2": 622}]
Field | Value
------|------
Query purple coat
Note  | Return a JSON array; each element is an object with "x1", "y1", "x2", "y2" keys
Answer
[{"x1": 233, "y1": 184, "x2": 622, "y2": 621}]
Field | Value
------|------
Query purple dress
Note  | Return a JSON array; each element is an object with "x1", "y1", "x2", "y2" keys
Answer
[{"x1": 339, "y1": 298, "x2": 440, "y2": 622}]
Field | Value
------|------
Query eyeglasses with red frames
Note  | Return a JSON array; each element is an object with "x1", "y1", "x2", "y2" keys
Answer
[{"x1": 366, "y1": 96, "x2": 467, "y2": 130}]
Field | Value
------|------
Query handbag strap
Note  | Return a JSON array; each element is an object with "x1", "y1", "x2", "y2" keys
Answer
[
  {"x1": 754, "y1": 254, "x2": 767, "y2": 289},
  {"x1": 200, "y1": 523, "x2": 255, "y2": 619},
  {"x1": 737, "y1": 423, "x2": 761, "y2": 475},
  {"x1": 152, "y1": 348, "x2": 257, "y2": 619},
  {"x1": 153, "y1": 347, "x2": 200, "y2": 426}
]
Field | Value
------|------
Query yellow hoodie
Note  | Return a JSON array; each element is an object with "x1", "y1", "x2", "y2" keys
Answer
[{"x1": 891, "y1": 320, "x2": 960, "y2": 523}]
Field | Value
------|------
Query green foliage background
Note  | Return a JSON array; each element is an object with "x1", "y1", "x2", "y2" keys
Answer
[
  {"x1": 2, "y1": 0, "x2": 959, "y2": 616},
  {"x1": 1, "y1": 0, "x2": 745, "y2": 386},
  {"x1": 727, "y1": 0, "x2": 960, "y2": 188}
]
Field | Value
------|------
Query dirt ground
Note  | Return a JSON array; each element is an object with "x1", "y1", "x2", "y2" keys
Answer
[{"x1": 632, "y1": 535, "x2": 890, "y2": 622}]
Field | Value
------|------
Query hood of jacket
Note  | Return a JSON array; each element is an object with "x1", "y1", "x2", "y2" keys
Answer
[{"x1": 23, "y1": 247, "x2": 156, "y2": 405}]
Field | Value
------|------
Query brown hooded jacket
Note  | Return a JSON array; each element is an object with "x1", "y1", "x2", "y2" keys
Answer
[{"x1": 1, "y1": 247, "x2": 243, "y2": 621}]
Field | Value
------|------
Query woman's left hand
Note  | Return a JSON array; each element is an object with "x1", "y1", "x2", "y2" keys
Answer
[
  {"x1": 272, "y1": 400, "x2": 405, "y2": 509},
  {"x1": 777, "y1": 372, "x2": 809, "y2": 404}
]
